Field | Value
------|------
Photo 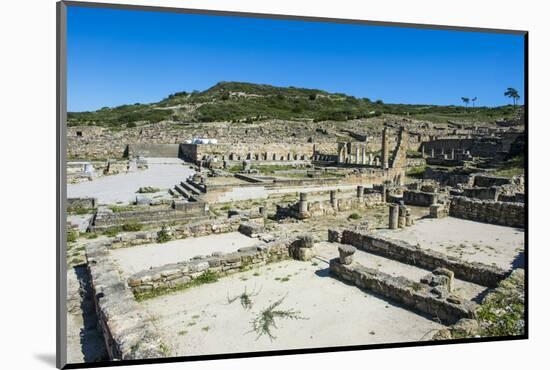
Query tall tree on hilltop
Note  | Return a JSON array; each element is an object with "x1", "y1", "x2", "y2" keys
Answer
[
  {"x1": 461, "y1": 97, "x2": 470, "y2": 107},
  {"x1": 504, "y1": 88, "x2": 520, "y2": 107},
  {"x1": 471, "y1": 97, "x2": 478, "y2": 107}
]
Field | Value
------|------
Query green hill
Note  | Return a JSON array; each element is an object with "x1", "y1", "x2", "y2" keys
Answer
[{"x1": 67, "y1": 81, "x2": 521, "y2": 127}]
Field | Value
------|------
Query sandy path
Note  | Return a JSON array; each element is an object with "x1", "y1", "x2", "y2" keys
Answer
[
  {"x1": 141, "y1": 259, "x2": 444, "y2": 357},
  {"x1": 67, "y1": 158, "x2": 194, "y2": 205},
  {"x1": 111, "y1": 232, "x2": 262, "y2": 275},
  {"x1": 378, "y1": 217, "x2": 524, "y2": 270}
]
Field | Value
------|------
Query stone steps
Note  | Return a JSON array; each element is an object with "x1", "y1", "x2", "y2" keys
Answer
[
  {"x1": 180, "y1": 180, "x2": 203, "y2": 195},
  {"x1": 174, "y1": 184, "x2": 192, "y2": 199}
]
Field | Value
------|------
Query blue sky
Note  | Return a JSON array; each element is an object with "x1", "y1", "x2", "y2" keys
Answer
[{"x1": 67, "y1": 6, "x2": 525, "y2": 112}]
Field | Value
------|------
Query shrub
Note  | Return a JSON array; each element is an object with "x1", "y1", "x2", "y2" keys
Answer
[
  {"x1": 156, "y1": 228, "x2": 172, "y2": 243},
  {"x1": 122, "y1": 222, "x2": 143, "y2": 232},
  {"x1": 348, "y1": 212, "x2": 361, "y2": 220}
]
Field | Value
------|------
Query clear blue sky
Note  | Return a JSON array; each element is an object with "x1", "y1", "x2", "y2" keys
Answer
[{"x1": 67, "y1": 6, "x2": 525, "y2": 112}]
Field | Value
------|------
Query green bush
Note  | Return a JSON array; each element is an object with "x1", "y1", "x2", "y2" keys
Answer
[
  {"x1": 122, "y1": 222, "x2": 143, "y2": 232},
  {"x1": 156, "y1": 228, "x2": 172, "y2": 243},
  {"x1": 348, "y1": 212, "x2": 361, "y2": 220}
]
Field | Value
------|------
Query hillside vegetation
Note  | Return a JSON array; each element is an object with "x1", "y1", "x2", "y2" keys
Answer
[{"x1": 68, "y1": 81, "x2": 520, "y2": 127}]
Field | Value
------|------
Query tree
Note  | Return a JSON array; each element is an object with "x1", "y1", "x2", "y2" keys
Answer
[
  {"x1": 461, "y1": 97, "x2": 470, "y2": 107},
  {"x1": 504, "y1": 88, "x2": 520, "y2": 107},
  {"x1": 471, "y1": 97, "x2": 478, "y2": 107}
]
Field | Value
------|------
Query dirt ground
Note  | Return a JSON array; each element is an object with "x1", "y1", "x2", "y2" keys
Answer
[{"x1": 141, "y1": 259, "x2": 444, "y2": 357}]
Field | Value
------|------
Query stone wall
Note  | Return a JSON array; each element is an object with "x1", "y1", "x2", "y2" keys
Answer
[
  {"x1": 329, "y1": 258, "x2": 477, "y2": 325},
  {"x1": 127, "y1": 143, "x2": 181, "y2": 158},
  {"x1": 67, "y1": 197, "x2": 97, "y2": 209},
  {"x1": 449, "y1": 196, "x2": 525, "y2": 228},
  {"x1": 423, "y1": 168, "x2": 475, "y2": 187},
  {"x1": 473, "y1": 175, "x2": 512, "y2": 188},
  {"x1": 403, "y1": 190, "x2": 438, "y2": 206},
  {"x1": 108, "y1": 216, "x2": 246, "y2": 249},
  {"x1": 127, "y1": 238, "x2": 295, "y2": 294},
  {"x1": 461, "y1": 187, "x2": 499, "y2": 201},
  {"x1": 337, "y1": 229, "x2": 508, "y2": 287},
  {"x1": 180, "y1": 142, "x2": 315, "y2": 163},
  {"x1": 85, "y1": 241, "x2": 167, "y2": 360},
  {"x1": 91, "y1": 203, "x2": 209, "y2": 231}
]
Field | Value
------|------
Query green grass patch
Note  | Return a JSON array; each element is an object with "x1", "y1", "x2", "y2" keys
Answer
[
  {"x1": 109, "y1": 205, "x2": 135, "y2": 213},
  {"x1": 67, "y1": 206, "x2": 96, "y2": 215},
  {"x1": 67, "y1": 230, "x2": 78, "y2": 243},
  {"x1": 406, "y1": 165, "x2": 426, "y2": 179},
  {"x1": 121, "y1": 222, "x2": 143, "y2": 232}
]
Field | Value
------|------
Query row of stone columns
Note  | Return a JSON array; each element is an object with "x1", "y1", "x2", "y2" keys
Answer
[{"x1": 388, "y1": 203, "x2": 414, "y2": 229}]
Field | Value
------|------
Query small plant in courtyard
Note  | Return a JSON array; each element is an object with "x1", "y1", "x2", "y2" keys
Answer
[
  {"x1": 227, "y1": 285, "x2": 262, "y2": 310},
  {"x1": 249, "y1": 294, "x2": 307, "y2": 341},
  {"x1": 348, "y1": 212, "x2": 361, "y2": 220}
]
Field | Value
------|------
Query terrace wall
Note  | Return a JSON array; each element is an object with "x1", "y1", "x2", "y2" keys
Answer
[{"x1": 449, "y1": 196, "x2": 525, "y2": 228}]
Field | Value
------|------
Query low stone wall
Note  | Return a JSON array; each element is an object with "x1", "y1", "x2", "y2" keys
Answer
[
  {"x1": 85, "y1": 241, "x2": 167, "y2": 360},
  {"x1": 108, "y1": 216, "x2": 244, "y2": 248},
  {"x1": 473, "y1": 175, "x2": 512, "y2": 188},
  {"x1": 337, "y1": 229, "x2": 508, "y2": 287},
  {"x1": 462, "y1": 187, "x2": 499, "y2": 201},
  {"x1": 127, "y1": 143, "x2": 181, "y2": 158},
  {"x1": 67, "y1": 197, "x2": 97, "y2": 209},
  {"x1": 92, "y1": 203, "x2": 209, "y2": 231},
  {"x1": 424, "y1": 168, "x2": 475, "y2": 187},
  {"x1": 329, "y1": 259, "x2": 477, "y2": 325},
  {"x1": 127, "y1": 236, "x2": 309, "y2": 294},
  {"x1": 498, "y1": 193, "x2": 525, "y2": 203},
  {"x1": 449, "y1": 196, "x2": 524, "y2": 228},
  {"x1": 403, "y1": 190, "x2": 437, "y2": 206}
]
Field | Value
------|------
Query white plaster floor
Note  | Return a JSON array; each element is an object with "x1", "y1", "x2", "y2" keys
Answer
[
  {"x1": 378, "y1": 217, "x2": 525, "y2": 271},
  {"x1": 110, "y1": 232, "x2": 262, "y2": 276},
  {"x1": 67, "y1": 158, "x2": 194, "y2": 205}
]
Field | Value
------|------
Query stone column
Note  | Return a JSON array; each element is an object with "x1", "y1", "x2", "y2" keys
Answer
[
  {"x1": 298, "y1": 192, "x2": 309, "y2": 215},
  {"x1": 259, "y1": 206, "x2": 268, "y2": 221},
  {"x1": 450, "y1": 148, "x2": 455, "y2": 160},
  {"x1": 381, "y1": 184, "x2": 387, "y2": 203},
  {"x1": 330, "y1": 190, "x2": 337, "y2": 208},
  {"x1": 431, "y1": 148, "x2": 435, "y2": 157},
  {"x1": 405, "y1": 208, "x2": 413, "y2": 226},
  {"x1": 398, "y1": 205, "x2": 407, "y2": 228},
  {"x1": 388, "y1": 204, "x2": 399, "y2": 229},
  {"x1": 381, "y1": 127, "x2": 389, "y2": 169},
  {"x1": 338, "y1": 245, "x2": 356, "y2": 265},
  {"x1": 361, "y1": 148, "x2": 366, "y2": 165},
  {"x1": 356, "y1": 186, "x2": 364, "y2": 200},
  {"x1": 355, "y1": 146, "x2": 360, "y2": 164},
  {"x1": 368, "y1": 153, "x2": 373, "y2": 165}
]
